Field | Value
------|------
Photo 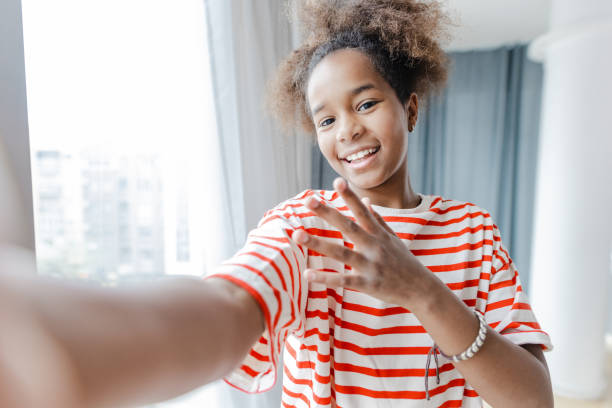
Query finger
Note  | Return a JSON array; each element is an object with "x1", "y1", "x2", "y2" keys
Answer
[
  {"x1": 305, "y1": 197, "x2": 372, "y2": 247},
  {"x1": 361, "y1": 197, "x2": 394, "y2": 234},
  {"x1": 333, "y1": 178, "x2": 379, "y2": 234},
  {"x1": 305, "y1": 268, "x2": 369, "y2": 290},
  {"x1": 293, "y1": 229, "x2": 369, "y2": 269}
]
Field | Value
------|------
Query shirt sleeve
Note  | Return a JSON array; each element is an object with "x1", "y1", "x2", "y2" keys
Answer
[
  {"x1": 483, "y1": 224, "x2": 553, "y2": 351},
  {"x1": 208, "y1": 205, "x2": 308, "y2": 393}
]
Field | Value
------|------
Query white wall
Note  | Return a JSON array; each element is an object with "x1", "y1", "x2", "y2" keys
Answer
[{"x1": 0, "y1": 0, "x2": 35, "y2": 250}]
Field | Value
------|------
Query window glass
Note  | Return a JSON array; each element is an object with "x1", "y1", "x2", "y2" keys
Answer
[{"x1": 22, "y1": 0, "x2": 215, "y2": 286}]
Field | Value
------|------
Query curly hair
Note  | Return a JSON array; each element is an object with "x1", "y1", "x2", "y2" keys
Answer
[{"x1": 267, "y1": 0, "x2": 451, "y2": 133}]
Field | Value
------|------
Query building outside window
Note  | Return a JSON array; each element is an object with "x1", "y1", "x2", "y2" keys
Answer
[{"x1": 22, "y1": 0, "x2": 215, "y2": 288}]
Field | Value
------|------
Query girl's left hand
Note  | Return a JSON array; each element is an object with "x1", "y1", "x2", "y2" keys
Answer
[{"x1": 292, "y1": 178, "x2": 434, "y2": 306}]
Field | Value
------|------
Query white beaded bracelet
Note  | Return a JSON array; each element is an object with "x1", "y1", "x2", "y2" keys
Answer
[
  {"x1": 439, "y1": 311, "x2": 488, "y2": 362},
  {"x1": 425, "y1": 311, "x2": 489, "y2": 400}
]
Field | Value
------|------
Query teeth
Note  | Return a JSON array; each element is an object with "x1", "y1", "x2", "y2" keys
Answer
[{"x1": 346, "y1": 148, "x2": 377, "y2": 162}]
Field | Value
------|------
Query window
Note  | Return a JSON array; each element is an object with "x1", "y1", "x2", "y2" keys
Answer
[
  {"x1": 21, "y1": 0, "x2": 227, "y2": 405},
  {"x1": 22, "y1": 0, "x2": 216, "y2": 285}
]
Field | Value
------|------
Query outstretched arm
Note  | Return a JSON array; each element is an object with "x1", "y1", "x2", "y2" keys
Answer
[{"x1": 0, "y1": 273, "x2": 264, "y2": 408}]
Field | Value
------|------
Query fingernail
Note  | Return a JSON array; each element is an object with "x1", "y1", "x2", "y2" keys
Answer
[
  {"x1": 305, "y1": 270, "x2": 315, "y2": 280},
  {"x1": 333, "y1": 178, "x2": 346, "y2": 191},
  {"x1": 362, "y1": 197, "x2": 370, "y2": 206},
  {"x1": 294, "y1": 230, "x2": 308, "y2": 243},
  {"x1": 307, "y1": 198, "x2": 320, "y2": 209}
]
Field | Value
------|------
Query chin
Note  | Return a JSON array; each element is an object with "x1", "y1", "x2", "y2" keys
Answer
[
  {"x1": 330, "y1": 158, "x2": 388, "y2": 190},
  {"x1": 344, "y1": 173, "x2": 387, "y2": 191}
]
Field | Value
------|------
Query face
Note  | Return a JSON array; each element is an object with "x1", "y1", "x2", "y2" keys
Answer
[{"x1": 307, "y1": 48, "x2": 418, "y2": 193}]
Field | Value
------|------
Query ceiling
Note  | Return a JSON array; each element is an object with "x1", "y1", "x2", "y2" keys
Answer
[{"x1": 442, "y1": 0, "x2": 551, "y2": 51}]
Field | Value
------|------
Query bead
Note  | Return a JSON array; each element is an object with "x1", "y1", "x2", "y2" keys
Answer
[{"x1": 438, "y1": 311, "x2": 488, "y2": 362}]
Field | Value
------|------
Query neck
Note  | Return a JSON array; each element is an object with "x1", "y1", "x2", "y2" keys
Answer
[{"x1": 349, "y1": 161, "x2": 421, "y2": 209}]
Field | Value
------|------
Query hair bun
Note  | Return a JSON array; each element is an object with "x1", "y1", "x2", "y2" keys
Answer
[{"x1": 269, "y1": 0, "x2": 452, "y2": 133}]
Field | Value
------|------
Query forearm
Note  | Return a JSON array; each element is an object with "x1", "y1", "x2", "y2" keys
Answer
[
  {"x1": 2, "y1": 274, "x2": 263, "y2": 408},
  {"x1": 293, "y1": 181, "x2": 552, "y2": 405},
  {"x1": 409, "y1": 268, "x2": 553, "y2": 407}
]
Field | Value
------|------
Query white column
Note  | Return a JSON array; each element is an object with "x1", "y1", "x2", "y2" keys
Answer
[{"x1": 528, "y1": 0, "x2": 612, "y2": 400}]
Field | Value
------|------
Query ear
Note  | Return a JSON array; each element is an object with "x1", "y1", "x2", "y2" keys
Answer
[{"x1": 405, "y1": 93, "x2": 419, "y2": 132}]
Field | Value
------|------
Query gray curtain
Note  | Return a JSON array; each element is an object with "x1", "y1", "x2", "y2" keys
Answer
[{"x1": 312, "y1": 45, "x2": 543, "y2": 293}]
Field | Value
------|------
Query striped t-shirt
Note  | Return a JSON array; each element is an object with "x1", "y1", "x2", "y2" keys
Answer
[{"x1": 211, "y1": 190, "x2": 552, "y2": 407}]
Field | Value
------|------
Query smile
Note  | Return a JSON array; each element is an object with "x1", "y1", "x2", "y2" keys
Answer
[{"x1": 342, "y1": 146, "x2": 380, "y2": 169}]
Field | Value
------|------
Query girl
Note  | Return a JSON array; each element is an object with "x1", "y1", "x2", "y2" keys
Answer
[
  {"x1": 0, "y1": 0, "x2": 553, "y2": 407},
  {"x1": 208, "y1": 1, "x2": 553, "y2": 406}
]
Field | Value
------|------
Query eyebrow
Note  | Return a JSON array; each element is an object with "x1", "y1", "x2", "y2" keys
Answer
[{"x1": 311, "y1": 83, "x2": 376, "y2": 116}]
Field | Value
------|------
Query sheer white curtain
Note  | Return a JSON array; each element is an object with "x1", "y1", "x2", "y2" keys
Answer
[
  {"x1": 197, "y1": 1, "x2": 311, "y2": 407},
  {"x1": 204, "y1": 0, "x2": 310, "y2": 238},
  {"x1": 151, "y1": 3, "x2": 310, "y2": 405}
]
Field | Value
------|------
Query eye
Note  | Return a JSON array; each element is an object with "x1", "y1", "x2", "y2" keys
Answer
[
  {"x1": 358, "y1": 100, "x2": 378, "y2": 111},
  {"x1": 319, "y1": 117, "x2": 335, "y2": 128}
]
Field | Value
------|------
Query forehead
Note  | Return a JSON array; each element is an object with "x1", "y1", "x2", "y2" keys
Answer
[{"x1": 306, "y1": 48, "x2": 387, "y2": 109}]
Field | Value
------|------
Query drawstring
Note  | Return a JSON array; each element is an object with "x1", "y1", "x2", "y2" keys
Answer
[{"x1": 425, "y1": 344, "x2": 440, "y2": 400}]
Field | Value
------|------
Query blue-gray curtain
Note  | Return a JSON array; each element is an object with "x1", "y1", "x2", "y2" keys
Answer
[{"x1": 311, "y1": 45, "x2": 543, "y2": 293}]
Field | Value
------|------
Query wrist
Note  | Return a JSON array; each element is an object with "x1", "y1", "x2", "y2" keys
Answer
[
  {"x1": 395, "y1": 262, "x2": 444, "y2": 310},
  {"x1": 436, "y1": 311, "x2": 487, "y2": 361},
  {"x1": 407, "y1": 270, "x2": 482, "y2": 356}
]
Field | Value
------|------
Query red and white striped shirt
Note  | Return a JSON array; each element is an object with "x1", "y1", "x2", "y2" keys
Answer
[{"x1": 211, "y1": 190, "x2": 552, "y2": 407}]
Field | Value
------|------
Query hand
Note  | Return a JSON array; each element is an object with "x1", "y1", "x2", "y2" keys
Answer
[
  {"x1": 0, "y1": 274, "x2": 81, "y2": 408},
  {"x1": 292, "y1": 178, "x2": 433, "y2": 306}
]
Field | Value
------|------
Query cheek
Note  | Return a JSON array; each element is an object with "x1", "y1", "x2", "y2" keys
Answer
[
  {"x1": 317, "y1": 134, "x2": 335, "y2": 161},
  {"x1": 381, "y1": 113, "x2": 408, "y2": 147},
  {"x1": 317, "y1": 134, "x2": 347, "y2": 173},
  {"x1": 376, "y1": 120, "x2": 408, "y2": 165}
]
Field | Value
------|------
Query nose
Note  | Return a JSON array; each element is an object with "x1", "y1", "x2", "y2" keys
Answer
[{"x1": 336, "y1": 114, "x2": 363, "y2": 142}]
